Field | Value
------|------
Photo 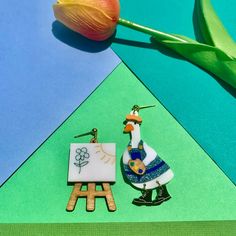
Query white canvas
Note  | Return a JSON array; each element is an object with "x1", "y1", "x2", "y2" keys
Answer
[{"x1": 68, "y1": 143, "x2": 116, "y2": 182}]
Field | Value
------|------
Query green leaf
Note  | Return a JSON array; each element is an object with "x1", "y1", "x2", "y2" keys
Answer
[
  {"x1": 152, "y1": 37, "x2": 236, "y2": 88},
  {"x1": 195, "y1": 0, "x2": 236, "y2": 58},
  {"x1": 161, "y1": 40, "x2": 232, "y2": 61}
]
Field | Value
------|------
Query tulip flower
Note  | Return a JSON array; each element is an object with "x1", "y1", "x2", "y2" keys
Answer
[
  {"x1": 53, "y1": 0, "x2": 236, "y2": 89},
  {"x1": 53, "y1": 0, "x2": 120, "y2": 41}
]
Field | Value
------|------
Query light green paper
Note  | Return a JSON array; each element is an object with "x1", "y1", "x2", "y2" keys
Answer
[{"x1": 0, "y1": 63, "x2": 235, "y2": 223}]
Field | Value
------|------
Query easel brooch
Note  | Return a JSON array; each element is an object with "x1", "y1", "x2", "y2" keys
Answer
[{"x1": 67, "y1": 128, "x2": 116, "y2": 212}]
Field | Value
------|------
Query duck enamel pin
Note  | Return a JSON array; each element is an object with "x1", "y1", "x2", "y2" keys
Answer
[{"x1": 122, "y1": 105, "x2": 174, "y2": 206}]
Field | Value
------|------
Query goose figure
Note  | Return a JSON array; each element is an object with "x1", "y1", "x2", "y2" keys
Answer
[{"x1": 122, "y1": 105, "x2": 174, "y2": 206}]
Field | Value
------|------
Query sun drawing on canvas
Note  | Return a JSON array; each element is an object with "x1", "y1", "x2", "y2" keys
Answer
[{"x1": 95, "y1": 144, "x2": 115, "y2": 165}]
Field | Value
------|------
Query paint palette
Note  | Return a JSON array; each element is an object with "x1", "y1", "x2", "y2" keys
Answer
[
  {"x1": 68, "y1": 143, "x2": 116, "y2": 182},
  {"x1": 128, "y1": 159, "x2": 146, "y2": 175}
]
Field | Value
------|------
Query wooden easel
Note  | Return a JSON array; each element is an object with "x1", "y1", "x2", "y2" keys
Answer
[
  {"x1": 66, "y1": 128, "x2": 116, "y2": 212},
  {"x1": 66, "y1": 182, "x2": 116, "y2": 212}
]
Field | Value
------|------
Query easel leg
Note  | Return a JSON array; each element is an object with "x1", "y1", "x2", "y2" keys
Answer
[
  {"x1": 102, "y1": 183, "x2": 116, "y2": 211},
  {"x1": 86, "y1": 183, "x2": 96, "y2": 211},
  {"x1": 66, "y1": 183, "x2": 116, "y2": 212},
  {"x1": 66, "y1": 183, "x2": 82, "y2": 211}
]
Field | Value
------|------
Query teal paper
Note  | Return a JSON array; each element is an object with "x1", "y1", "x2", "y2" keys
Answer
[
  {"x1": 112, "y1": 0, "x2": 236, "y2": 184},
  {"x1": 117, "y1": 0, "x2": 236, "y2": 87},
  {"x1": 140, "y1": 0, "x2": 236, "y2": 88}
]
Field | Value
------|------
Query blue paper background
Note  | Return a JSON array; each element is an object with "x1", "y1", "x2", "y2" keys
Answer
[
  {"x1": 112, "y1": 0, "x2": 236, "y2": 184},
  {"x1": 0, "y1": 0, "x2": 120, "y2": 185}
]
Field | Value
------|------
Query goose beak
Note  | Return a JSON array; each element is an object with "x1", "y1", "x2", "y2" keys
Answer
[{"x1": 124, "y1": 124, "x2": 134, "y2": 133}]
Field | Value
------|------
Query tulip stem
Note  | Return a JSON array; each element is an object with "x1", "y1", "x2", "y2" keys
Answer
[{"x1": 118, "y1": 18, "x2": 187, "y2": 43}]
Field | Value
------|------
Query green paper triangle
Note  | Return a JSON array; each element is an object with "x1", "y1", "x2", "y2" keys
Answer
[{"x1": 0, "y1": 63, "x2": 235, "y2": 223}]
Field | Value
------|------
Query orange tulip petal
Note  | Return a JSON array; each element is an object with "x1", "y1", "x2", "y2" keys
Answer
[{"x1": 53, "y1": 0, "x2": 120, "y2": 41}]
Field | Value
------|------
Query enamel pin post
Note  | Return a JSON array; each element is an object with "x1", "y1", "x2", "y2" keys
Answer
[
  {"x1": 66, "y1": 128, "x2": 116, "y2": 212},
  {"x1": 122, "y1": 105, "x2": 174, "y2": 206}
]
